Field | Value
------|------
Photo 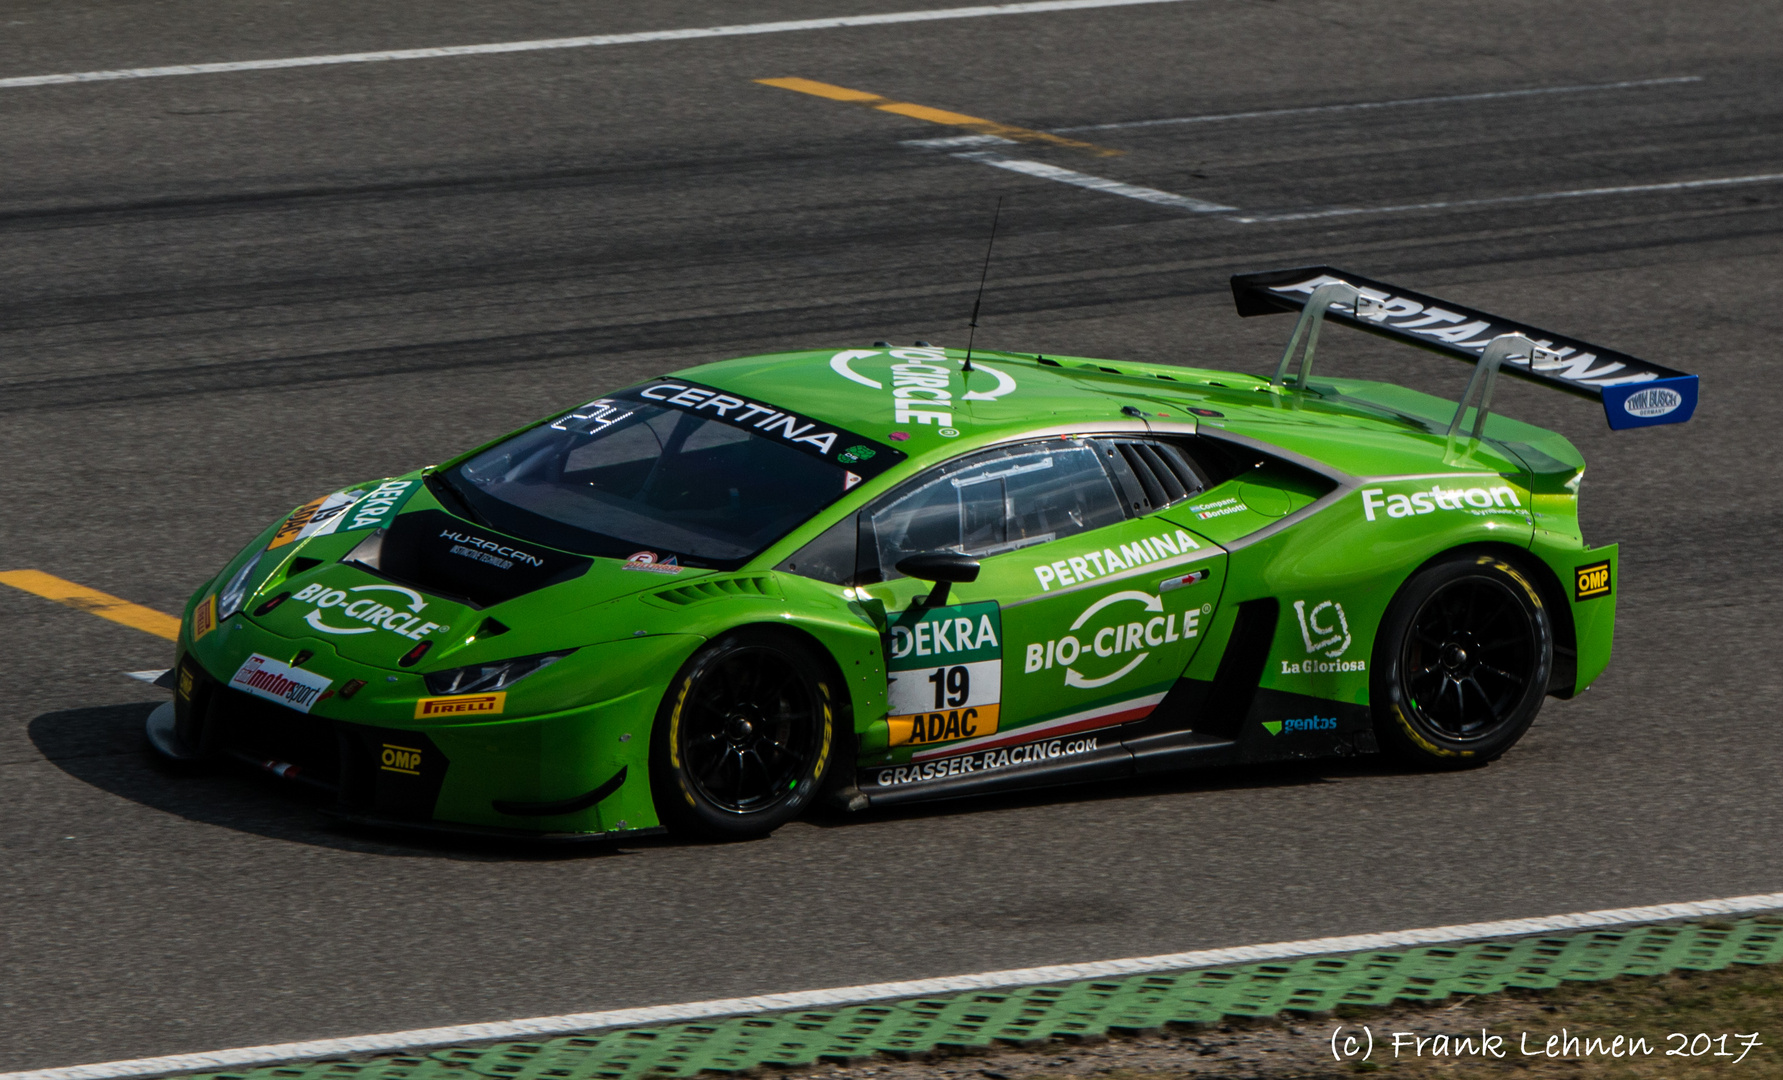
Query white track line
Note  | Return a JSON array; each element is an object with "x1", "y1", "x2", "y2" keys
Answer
[
  {"x1": 1233, "y1": 170, "x2": 1783, "y2": 223},
  {"x1": 952, "y1": 150, "x2": 1236, "y2": 211},
  {"x1": 12, "y1": 890, "x2": 1782, "y2": 1080},
  {"x1": 0, "y1": 0, "x2": 1192, "y2": 90},
  {"x1": 123, "y1": 670, "x2": 169, "y2": 683},
  {"x1": 1052, "y1": 75, "x2": 1703, "y2": 132}
]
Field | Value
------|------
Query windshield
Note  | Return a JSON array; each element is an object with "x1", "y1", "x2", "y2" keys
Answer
[{"x1": 440, "y1": 382, "x2": 902, "y2": 570}]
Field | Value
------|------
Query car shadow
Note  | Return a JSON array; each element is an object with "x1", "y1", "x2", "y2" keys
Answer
[
  {"x1": 26, "y1": 701, "x2": 634, "y2": 861},
  {"x1": 30, "y1": 700, "x2": 1425, "y2": 857}
]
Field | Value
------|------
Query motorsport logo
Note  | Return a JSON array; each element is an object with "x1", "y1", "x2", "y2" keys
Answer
[
  {"x1": 1024, "y1": 589, "x2": 1200, "y2": 689},
  {"x1": 266, "y1": 479, "x2": 419, "y2": 550},
  {"x1": 1360, "y1": 484, "x2": 1526, "y2": 521},
  {"x1": 229, "y1": 654, "x2": 332, "y2": 713},
  {"x1": 1032, "y1": 528, "x2": 1201, "y2": 591},
  {"x1": 1262, "y1": 716, "x2": 1337, "y2": 736},
  {"x1": 287, "y1": 581, "x2": 446, "y2": 640},
  {"x1": 829, "y1": 346, "x2": 1016, "y2": 430},
  {"x1": 1281, "y1": 599, "x2": 1365, "y2": 675},
  {"x1": 886, "y1": 601, "x2": 1001, "y2": 747},
  {"x1": 871, "y1": 733, "x2": 1101, "y2": 788}
]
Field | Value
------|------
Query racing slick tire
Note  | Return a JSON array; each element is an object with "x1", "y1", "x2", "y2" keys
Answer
[
  {"x1": 650, "y1": 628, "x2": 836, "y2": 840},
  {"x1": 1371, "y1": 552, "x2": 1553, "y2": 769}
]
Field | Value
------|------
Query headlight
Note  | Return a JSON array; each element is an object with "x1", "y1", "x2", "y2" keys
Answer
[
  {"x1": 423, "y1": 651, "x2": 572, "y2": 695},
  {"x1": 217, "y1": 551, "x2": 264, "y2": 620}
]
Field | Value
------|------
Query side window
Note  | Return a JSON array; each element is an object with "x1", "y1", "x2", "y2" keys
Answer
[{"x1": 868, "y1": 442, "x2": 1126, "y2": 577}]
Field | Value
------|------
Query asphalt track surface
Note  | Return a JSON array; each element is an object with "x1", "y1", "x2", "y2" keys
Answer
[{"x1": 2, "y1": 0, "x2": 1780, "y2": 1070}]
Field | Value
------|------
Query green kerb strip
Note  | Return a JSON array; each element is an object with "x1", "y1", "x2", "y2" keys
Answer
[{"x1": 191, "y1": 918, "x2": 1783, "y2": 1080}]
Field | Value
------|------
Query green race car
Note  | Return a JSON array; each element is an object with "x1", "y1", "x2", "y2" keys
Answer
[{"x1": 148, "y1": 267, "x2": 1699, "y2": 841}]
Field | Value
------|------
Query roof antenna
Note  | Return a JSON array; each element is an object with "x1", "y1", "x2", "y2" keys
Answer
[{"x1": 961, "y1": 197, "x2": 1003, "y2": 375}]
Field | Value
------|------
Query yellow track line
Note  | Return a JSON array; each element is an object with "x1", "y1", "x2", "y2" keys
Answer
[
  {"x1": 0, "y1": 569, "x2": 180, "y2": 640},
  {"x1": 756, "y1": 77, "x2": 1123, "y2": 156}
]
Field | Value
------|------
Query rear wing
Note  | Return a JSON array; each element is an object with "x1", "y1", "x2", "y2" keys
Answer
[{"x1": 1230, "y1": 266, "x2": 1698, "y2": 431}]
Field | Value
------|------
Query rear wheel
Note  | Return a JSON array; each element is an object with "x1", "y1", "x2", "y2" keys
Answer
[
  {"x1": 650, "y1": 629, "x2": 835, "y2": 839},
  {"x1": 1372, "y1": 553, "x2": 1553, "y2": 768}
]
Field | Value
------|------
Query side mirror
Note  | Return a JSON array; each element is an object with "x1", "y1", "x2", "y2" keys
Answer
[{"x1": 895, "y1": 552, "x2": 981, "y2": 608}]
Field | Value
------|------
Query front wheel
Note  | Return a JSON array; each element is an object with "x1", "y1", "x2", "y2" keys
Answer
[
  {"x1": 1372, "y1": 553, "x2": 1553, "y2": 768},
  {"x1": 650, "y1": 629, "x2": 836, "y2": 839}
]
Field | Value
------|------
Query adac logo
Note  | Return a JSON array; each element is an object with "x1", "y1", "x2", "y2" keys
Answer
[
  {"x1": 1575, "y1": 560, "x2": 1612, "y2": 601},
  {"x1": 1263, "y1": 716, "x2": 1337, "y2": 736},
  {"x1": 1023, "y1": 590, "x2": 1200, "y2": 689},
  {"x1": 828, "y1": 347, "x2": 1016, "y2": 431}
]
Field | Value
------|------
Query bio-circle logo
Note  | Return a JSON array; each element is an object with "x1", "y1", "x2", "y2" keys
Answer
[
  {"x1": 1023, "y1": 590, "x2": 1201, "y2": 689},
  {"x1": 1622, "y1": 387, "x2": 1682, "y2": 418},
  {"x1": 829, "y1": 348, "x2": 1017, "y2": 432}
]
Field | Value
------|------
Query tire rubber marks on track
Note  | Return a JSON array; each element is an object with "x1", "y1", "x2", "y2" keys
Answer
[
  {"x1": 0, "y1": 0, "x2": 1196, "y2": 90},
  {"x1": 0, "y1": 570, "x2": 178, "y2": 640},
  {"x1": 10, "y1": 890, "x2": 1783, "y2": 1080}
]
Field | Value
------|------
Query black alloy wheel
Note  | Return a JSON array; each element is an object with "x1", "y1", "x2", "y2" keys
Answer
[
  {"x1": 1372, "y1": 553, "x2": 1553, "y2": 767},
  {"x1": 650, "y1": 629, "x2": 835, "y2": 838}
]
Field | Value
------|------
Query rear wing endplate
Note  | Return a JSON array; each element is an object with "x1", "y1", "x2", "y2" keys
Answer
[{"x1": 1231, "y1": 266, "x2": 1698, "y2": 430}]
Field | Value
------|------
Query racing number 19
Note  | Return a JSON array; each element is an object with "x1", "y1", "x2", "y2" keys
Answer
[{"x1": 927, "y1": 666, "x2": 970, "y2": 708}]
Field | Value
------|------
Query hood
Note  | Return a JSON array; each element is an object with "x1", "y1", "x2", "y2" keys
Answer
[{"x1": 251, "y1": 488, "x2": 711, "y2": 670}]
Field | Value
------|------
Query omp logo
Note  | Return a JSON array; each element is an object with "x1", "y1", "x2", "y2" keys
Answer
[
  {"x1": 1262, "y1": 716, "x2": 1337, "y2": 736},
  {"x1": 380, "y1": 743, "x2": 424, "y2": 775},
  {"x1": 1360, "y1": 485, "x2": 1524, "y2": 521},
  {"x1": 1622, "y1": 387, "x2": 1682, "y2": 418},
  {"x1": 414, "y1": 692, "x2": 505, "y2": 720},
  {"x1": 1575, "y1": 561, "x2": 1612, "y2": 601},
  {"x1": 829, "y1": 347, "x2": 1016, "y2": 429},
  {"x1": 1024, "y1": 590, "x2": 1199, "y2": 689}
]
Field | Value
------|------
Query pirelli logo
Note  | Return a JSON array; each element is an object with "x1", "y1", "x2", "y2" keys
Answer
[
  {"x1": 381, "y1": 744, "x2": 424, "y2": 775},
  {"x1": 191, "y1": 594, "x2": 218, "y2": 641},
  {"x1": 1575, "y1": 561, "x2": 1612, "y2": 601},
  {"x1": 413, "y1": 692, "x2": 506, "y2": 720}
]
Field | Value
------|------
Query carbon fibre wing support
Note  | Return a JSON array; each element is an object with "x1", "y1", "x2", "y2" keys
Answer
[{"x1": 1231, "y1": 266, "x2": 1699, "y2": 430}]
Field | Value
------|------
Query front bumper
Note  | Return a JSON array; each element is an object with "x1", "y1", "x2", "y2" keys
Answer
[{"x1": 167, "y1": 632, "x2": 694, "y2": 837}]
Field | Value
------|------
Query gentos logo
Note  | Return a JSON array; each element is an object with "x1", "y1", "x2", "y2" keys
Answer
[
  {"x1": 414, "y1": 693, "x2": 506, "y2": 720},
  {"x1": 441, "y1": 529, "x2": 544, "y2": 571},
  {"x1": 1360, "y1": 484, "x2": 1525, "y2": 522},
  {"x1": 1575, "y1": 561, "x2": 1612, "y2": 601},
  {"x1": 380, "y1": 743, "x2": 424, "y2": 775}
]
